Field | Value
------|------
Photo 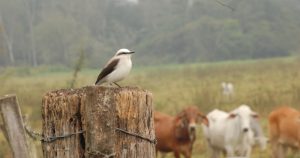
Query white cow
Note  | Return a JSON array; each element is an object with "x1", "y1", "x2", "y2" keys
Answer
[
  {"x1": 202, "y1": 105, "x2": 267, "y2": 158},
  {"x1": 221, "y1": 82, "x2": 234, "y2": 96},
  {"x1": 221, "y1": 82, "x2": 234, "y2": 102}
]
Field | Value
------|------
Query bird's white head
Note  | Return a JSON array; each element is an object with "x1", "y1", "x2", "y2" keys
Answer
[{"x1": 115, "y1": 48, "x2": 135, "y2": 56}]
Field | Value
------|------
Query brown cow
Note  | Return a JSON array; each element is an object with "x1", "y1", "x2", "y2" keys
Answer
[
  {"x1": 154, "y1": 106, "x2": 208, "y2": 158},
  {"x1": 268, "y1": 106, "x2": 300, "y2": 158}
]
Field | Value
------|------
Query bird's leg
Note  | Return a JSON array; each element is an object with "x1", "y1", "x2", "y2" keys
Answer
[
  {"x1": 109, "y1": 83, "x2": 114, "y2": 86},
  {"x1": 113, "y1": 82, "x2": 121, "y2": 88}
]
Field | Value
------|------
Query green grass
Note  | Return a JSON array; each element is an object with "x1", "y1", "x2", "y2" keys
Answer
[{"x1": 1, "y1": 57, "x2": 300, "y2": 157}]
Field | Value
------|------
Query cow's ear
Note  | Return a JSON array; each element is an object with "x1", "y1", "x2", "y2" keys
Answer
[
  {"x1": 175, "y1": 117, "x2": 184, "y2": 128},
  {"x1": 252, "y1": 113, "x2": 259, "y2": 119},
  {"x1": 228, "y1": 113, "x2": 237, "y2": 119},
  {"x1": 198, "y1": 112, "x2": 209, "y2": 126},
  {"x1": 177, "y1": 111, "x2": 185, "y2": 119},
  {"x1": 201, "y1": 116, "x2": 209, "y2": 127}
]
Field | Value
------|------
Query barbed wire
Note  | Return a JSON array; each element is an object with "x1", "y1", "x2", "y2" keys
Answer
[
  {"x1": 87, "y1": 150, "x2": 116, "y2": 158},
  {"x1": 23, "y1": 119, "x2": 84, "y2": 143},
  {"x1": 23, "y1": 117, "x2": 156, "y2": 158},
  {"x1": 24, "y1": 124, "x2": 43, "y2": 141},
  {"x1": 23, "y1": 114, "x2": 155, "y2": 145},
  {"x1": 24, "y1": 120, "x2": 155, "y2": 144},
  {"x1": 42, "y1": 130, "x2": 85, "y2": 143},
  {"x1": 115, "y1": 127, "x2": 156, "y2": 144}
]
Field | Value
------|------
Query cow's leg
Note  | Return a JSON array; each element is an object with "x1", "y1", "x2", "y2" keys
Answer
[
  {"x1": 282, "y1": 145, "x2": 288, "y2": 158},
  {"x1": 182, "y1": 151, "x2": 191, "y2": 158},
  {"x1": 222, "y1": 149, "x2": 227, "y2": 157},
  {"x1": 181, "y1": 148, "x2": 192, "y2": 158},
  {"x1": 272, "y1": 138, "x2": 288, "y2": 158},
  {"x1": 174, "y1": 151, "x2": 181, "y2": 158},
  {"x1": 291, "y1": 146, "x2": 299, "y2": 157},
  {"x1": 294, "y1": 147, "x2": 300, "y2": 158},
  {"x1": 225, "y1": 145, "x2": 234, "y2": 158},
  {"x1": 277, "y1": 143, "x2": 287, "y2": 158},
  {"x1": 211, "y1": 149, "x2": 220, "y2": 158},
  {"x1": 271, "y1": 140, "x2": 279, "y2": 158},
  {"x1": 245, "y1": 145, "x2": 252, "y2": 158}
]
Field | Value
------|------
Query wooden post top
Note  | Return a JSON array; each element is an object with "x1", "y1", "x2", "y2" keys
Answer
[
  {"x1": 0, "y1": 94, "x2": 17, "y2": 100},
  {"x1": 43, "y1": 86, "x2": 152, "y2": 97},
  {"x1": 42, "y1": 85, "x2": 155, "y2": 158}
]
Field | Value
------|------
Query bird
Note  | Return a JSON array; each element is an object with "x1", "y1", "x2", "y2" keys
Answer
[{"x1": 95, "y1": 48, "x2": 135, "y2": 87}]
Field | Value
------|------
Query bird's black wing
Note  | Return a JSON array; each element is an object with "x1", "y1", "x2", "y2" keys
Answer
[{"x1": 95, "y1": 59, "x2": 119, "y2": 84}]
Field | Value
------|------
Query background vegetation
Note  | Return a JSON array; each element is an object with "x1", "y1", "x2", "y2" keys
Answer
[
  {"x1": 0, "y1": 0, "x2": 300, "y2": 67},
  {"x1": 0, "y1": 57, "x2": 300, "y2": 157}
]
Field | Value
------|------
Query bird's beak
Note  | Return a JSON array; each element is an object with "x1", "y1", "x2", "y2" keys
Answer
[{"x1": 129, "y1": 51, "x2": 135, "y2": 54}]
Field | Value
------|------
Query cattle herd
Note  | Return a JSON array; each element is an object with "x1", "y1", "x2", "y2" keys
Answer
[{"x1": 154, "y1": 105, "x2": 300, "y2": 158}]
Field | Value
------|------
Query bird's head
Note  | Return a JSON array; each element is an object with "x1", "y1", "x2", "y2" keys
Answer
[{"x1": 115, "y1": 48, "x2": 135, "y2": 56}]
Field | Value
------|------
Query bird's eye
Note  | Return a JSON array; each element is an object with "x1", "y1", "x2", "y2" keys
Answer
[{"x1": 117, "y1": 52, "x2": 125, "y2": 56}]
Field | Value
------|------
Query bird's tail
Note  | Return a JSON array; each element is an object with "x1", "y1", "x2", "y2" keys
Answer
[{"x1": 95, "y1": 79, "x2": 103, "y2": 85}]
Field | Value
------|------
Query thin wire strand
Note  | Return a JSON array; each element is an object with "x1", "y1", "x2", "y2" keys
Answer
[{"x1": 115, "y1": 127, "x2": 156, "y2": 144}]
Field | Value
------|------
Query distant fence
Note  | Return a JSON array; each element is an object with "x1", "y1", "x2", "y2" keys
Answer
[{"x1": 0, "y1": 86, "x2": 156, "y2": 158}]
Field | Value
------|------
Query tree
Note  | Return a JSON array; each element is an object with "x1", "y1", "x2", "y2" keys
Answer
[
  {"x1": 22, "y1": 0, "x2": 38, "y2": 66},
  {"x1": 0, "y1": 14, "x2": 14, "y2": 65}
]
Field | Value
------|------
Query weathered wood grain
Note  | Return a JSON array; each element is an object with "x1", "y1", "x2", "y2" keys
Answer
[
  {"x1": 0, "y1": 95, "x2": 30, "y2": 158},
  {"x1": 42, "y1": 88, "x2": 85, "y2": 158},
  {"x1": 42, "y1": 86, "x2": 155, "y2": 158}
]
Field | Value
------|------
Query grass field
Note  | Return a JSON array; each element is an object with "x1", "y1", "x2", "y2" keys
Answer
[{"x1": 1, "y1": 57, "x2": 300, "y2": 158}]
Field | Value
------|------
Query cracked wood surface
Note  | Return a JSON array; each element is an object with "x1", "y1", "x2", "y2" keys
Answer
[{"x1": 42, "y1": 86, "x2": 155, "y2": 158}]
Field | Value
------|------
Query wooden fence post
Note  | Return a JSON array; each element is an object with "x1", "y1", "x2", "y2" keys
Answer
[
  {"x1": 0, "y1": 95, "x2": 30, "y2": 158},
  {"x1": 42, "y1": 86, "x2": 156, "y2": 158}
]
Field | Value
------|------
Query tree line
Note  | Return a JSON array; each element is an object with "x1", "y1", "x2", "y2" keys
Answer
[{"x1": 0, "y1": 0, "x2": 300, "y2": 67}]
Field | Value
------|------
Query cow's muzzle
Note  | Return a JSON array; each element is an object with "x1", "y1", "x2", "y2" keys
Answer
[
  {"x1": 189, "y1": 123, "x2": 196, "y2": 131},
  {"x1": 243, "y1": 128, "x2": 249, "y2": 133},
  {"x1": 188, "y1": 124, "x2": 197, "y2": 141}
]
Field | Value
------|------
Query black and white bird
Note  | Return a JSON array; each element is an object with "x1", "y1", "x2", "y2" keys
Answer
[{"x1": 95, "y1": 48, "x2": 135, "y2": 87}]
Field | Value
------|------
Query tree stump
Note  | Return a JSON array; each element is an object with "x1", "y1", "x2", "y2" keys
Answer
[{"x1": 42, "y1": 86, "x2": 155, "y2": 158}]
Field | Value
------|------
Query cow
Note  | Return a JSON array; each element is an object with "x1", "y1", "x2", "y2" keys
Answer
[
  {"x1": 202, "y1": 105, "x2": 267, "y2": 158},
  {"x1": 221, "y1": 82, "x2": 234, "y2": 102},
  {"x1": 221, "y1": 82, "x2": 234, "y2": 96},
  {"x1": 268, "y1": 106, "x2": 300, "y2": 158},
  {"x1": 154, "y1": 106, "x2": 209, "y2": 158}
]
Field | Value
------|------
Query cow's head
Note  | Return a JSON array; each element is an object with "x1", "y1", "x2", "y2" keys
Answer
[
  {"x1": 175, "y1": 106, "x2": 208, "y2": 141},
  {"x1": 228, "y1": 105, "x2": 259, "y2": 133}
]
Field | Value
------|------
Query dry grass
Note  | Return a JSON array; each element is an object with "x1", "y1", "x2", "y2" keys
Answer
[{"x1": 1, "y1": 57, "x2": 300, "y2": 157}]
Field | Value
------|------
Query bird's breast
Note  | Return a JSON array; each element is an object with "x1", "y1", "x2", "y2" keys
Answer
[
  {"x1": 118, "y1": 58, "x2": 132, "y2": 71},
  {"x1": 106, "y1": 58, "x2": 132, "y2": 82}
]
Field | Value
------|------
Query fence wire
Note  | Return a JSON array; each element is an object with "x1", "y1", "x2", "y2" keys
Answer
[
  {"x1": 115, "y1": 127, "x2": 156, "y2": 144},
  {"x1": 23, "y1": 118, "x2": 84, "y2": 143},
  {"x1": 87, "y1": 150, "x2": 116, "y2": 158},
  {"x1": 23, "y1": 119, "x2": 155, "y2": 144}
]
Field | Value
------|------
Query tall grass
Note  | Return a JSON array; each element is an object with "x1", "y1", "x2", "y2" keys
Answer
[{"x1": 0, "y1": 57, "x2": 300, "y2": 157}]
